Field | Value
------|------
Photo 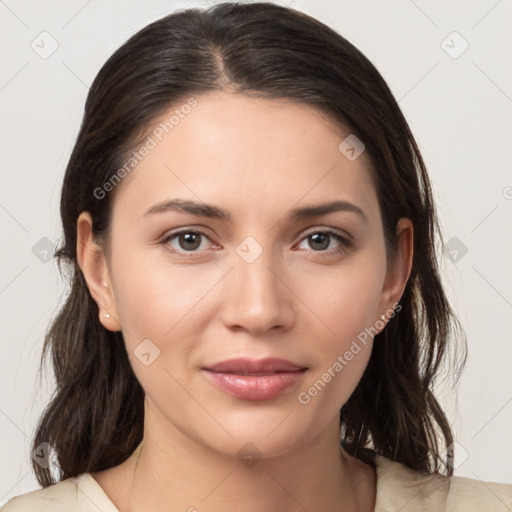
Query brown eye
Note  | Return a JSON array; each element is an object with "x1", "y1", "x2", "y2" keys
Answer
[
  {"x1": 297, "y1": 230, "x2": 352, "y2": 257},
  {"x1": 162, "y1": 230, "x2": 212, "y2": 254}
]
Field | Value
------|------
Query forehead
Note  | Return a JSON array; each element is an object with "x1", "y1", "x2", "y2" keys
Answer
[{"x1": 111, "y1": 91, "x2": 379, "y2": 227}]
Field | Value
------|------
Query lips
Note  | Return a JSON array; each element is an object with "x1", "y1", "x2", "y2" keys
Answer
[
  {"x1": 202, "y1": 357, "x2": 308, "y2": 401},
  {"x1": 203, "y1": 357, "x2": 307, "y2": 374}
]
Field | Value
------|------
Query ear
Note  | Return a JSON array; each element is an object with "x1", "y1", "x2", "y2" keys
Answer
[
  {"x1": 76, "y1": 211, "x2": 121, "y2": 332},
  {"x1": 376, "y1": 217, "x2": 413, "y2": 328}
]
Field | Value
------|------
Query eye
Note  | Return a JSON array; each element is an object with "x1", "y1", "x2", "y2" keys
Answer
[
  {"x1": 296, "y1": 229, "x2": 352, "y2": 257},
  {"x1": 162, "y1": 230, "x2": 214, "y2": 255}
]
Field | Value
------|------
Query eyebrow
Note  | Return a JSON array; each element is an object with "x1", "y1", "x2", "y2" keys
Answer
[{"x1": 143, "y1": 198, "x2": 368, "y2": 224}]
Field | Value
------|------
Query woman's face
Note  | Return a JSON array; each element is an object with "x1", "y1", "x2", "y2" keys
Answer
[{"x1": 79, "y1": 90, "x2": 412, "y2": 459}]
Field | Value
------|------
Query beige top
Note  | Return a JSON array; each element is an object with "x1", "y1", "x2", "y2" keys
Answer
[{"x1": 2, "y1": 453, "x2": 512, "y2": 511}]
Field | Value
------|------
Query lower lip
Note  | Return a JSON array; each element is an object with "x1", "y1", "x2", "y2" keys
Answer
[{"x1": 203, "y1": 369, "x2": 307, "y2": 401}]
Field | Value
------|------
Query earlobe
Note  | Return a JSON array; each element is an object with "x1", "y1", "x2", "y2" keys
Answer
[{"x1": 76, "y1": 211, "x2": 121, "y2": 332}]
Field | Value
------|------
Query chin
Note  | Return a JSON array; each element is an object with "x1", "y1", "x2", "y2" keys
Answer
[{"x1": 198, "y1": 411, "x2": 322, "y2": 461}]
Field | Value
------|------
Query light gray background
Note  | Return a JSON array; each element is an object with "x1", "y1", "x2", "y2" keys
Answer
[{"x1": 1, "y1": 0, "x2": 511, "y2": 504}]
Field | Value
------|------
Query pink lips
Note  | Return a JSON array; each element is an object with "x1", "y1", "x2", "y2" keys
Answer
[{"x1": 202, "y1": 357, "x2": 307, "y2": 401}]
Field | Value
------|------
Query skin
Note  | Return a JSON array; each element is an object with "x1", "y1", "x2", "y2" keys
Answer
[{"x1": 77, "y1": 90, "x2": 413, "y2": 512}]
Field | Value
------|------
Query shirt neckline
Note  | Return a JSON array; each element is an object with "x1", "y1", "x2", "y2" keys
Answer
[{"x1": 78, "y1": 452, "x2": 392, "y2": 512}]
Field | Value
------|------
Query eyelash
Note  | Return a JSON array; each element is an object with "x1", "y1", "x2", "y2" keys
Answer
[{"x1": 161, "y1": 228, "x2": 352, "y2": 258}]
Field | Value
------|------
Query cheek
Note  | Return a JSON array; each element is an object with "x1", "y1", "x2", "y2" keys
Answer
[
  {"x1": 294, "y1": 256, "x2": 384, "y2": 405},
  {"x1": 298, "y1": 257, "x2": 385, "y2": 345},
  {"x1": 110, "y1": 246, "x2": 224, "y2": 353},
  {"x1": 110, "y1": 252, "x2": 205, "y2": 398}
]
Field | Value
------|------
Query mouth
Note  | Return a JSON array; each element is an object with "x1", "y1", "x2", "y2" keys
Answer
[{"x1": 202, "y1": 358, "x2": 308, "y2": 401}]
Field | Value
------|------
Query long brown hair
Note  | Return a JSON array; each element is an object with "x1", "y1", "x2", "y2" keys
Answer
[{"x1": 32, "y1": 1, "x2": 467, "y2": 487}]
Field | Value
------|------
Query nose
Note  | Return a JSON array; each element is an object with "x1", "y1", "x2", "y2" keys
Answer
[{"x1": 219, "y1": 247, "x2": 295, "y2": 335}]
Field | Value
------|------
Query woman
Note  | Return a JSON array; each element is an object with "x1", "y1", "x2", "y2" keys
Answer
[{"x1": 3, "y1": 2, "x2": 511, "y2": 511}]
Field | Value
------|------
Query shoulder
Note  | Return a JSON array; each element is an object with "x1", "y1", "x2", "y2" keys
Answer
[
  {"x1": 446, "y1": 475, "x2": 512, "y2": 510},
  {"x1": 373, "y1": 454, "x2": 512, "y2": 512},
  {"x1": 1, "y1": 473, "x2": 118, "y2": 512}
]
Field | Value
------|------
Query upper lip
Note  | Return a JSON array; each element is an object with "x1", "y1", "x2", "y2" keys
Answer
[{"x1": 203, "y1": 357, "x2": 307, "y2": 373}]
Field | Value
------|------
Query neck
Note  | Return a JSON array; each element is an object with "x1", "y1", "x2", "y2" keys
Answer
[{"x1": 95, "y1": 402, "x2": 376, "y2": 512}]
